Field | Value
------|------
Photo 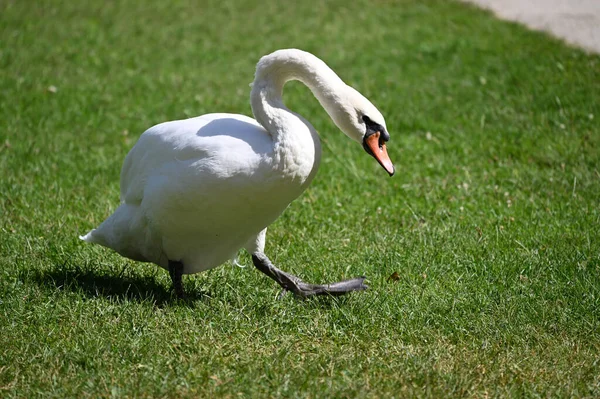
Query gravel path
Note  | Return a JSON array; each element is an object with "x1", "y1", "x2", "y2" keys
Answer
[{"x1": 463, "y1": 0, "x2": 600, "y2": 53}]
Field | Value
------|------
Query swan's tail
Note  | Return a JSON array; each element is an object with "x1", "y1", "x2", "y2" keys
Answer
[
  {"x1": 78, "y1": 204, "x2": 131, "y2": 249},
  {"x1": 79, "y1": 231, "x2": 93, "y2": 242},
  {"x1": 79, "y1": 229, "x2": 106, "y2": 246},
  {"x1": 78, "y1": 205, "x2": 152, "y2": 264}
]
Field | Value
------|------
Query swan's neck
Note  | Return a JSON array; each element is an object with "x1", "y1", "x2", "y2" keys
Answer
[{"x1": 250, "y1": 50, "x2": 346, "y2": 141}]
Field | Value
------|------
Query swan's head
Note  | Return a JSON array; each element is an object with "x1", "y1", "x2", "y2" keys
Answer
[{"x1": 332, "y1": 86, "x2": 395, "y2": 176}]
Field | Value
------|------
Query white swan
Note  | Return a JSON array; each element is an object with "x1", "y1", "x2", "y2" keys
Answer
[{"x1": 80, "y1": 49, "x2": 394, "y2": 298}]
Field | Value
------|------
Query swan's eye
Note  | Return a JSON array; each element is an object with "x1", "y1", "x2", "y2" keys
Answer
[
  {"x1": 362, "y1": 115, "x2": 379, "y2": 133},
  {"x1": 362, "y1": 115, "x2": 389, "y2": 143}
]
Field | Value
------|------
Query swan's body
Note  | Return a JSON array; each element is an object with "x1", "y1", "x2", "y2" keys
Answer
[
  {"x1": 81, "y1": 49, "x2": 394, "y2": 297},
  {"x1": 82, "y1": 112, "x2": 319, "y2": 273}
]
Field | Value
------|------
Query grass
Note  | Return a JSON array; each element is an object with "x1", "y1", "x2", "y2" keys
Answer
[{"x1": 1, "y1": 0, "x2": 599, "y2": 397}]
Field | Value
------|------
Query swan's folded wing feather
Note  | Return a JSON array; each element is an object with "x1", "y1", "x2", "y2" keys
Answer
[{"x1": 119, "y1": 113, "x2": 273, "y2": 206}]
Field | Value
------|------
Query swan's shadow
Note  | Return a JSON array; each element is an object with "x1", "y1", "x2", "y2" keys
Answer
[
  {"x1": 31, "y1": 264, "x2": 207, "y2": 306},
  {"x1": 30, "y1": 263, "x2": 354, "y2": 309}
]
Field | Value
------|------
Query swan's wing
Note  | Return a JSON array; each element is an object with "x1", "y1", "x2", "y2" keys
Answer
[{"x1": 119, "y1": 113, "x2": 273, "y2": 206}]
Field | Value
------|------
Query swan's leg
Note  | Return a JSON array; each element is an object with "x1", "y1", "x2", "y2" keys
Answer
[
  {"x1": 168, "y1": 260, "x2": 185, "y2": 298},
  {"x1": 251, "y1": 253, "x2": 368, "y2": 299},
  {"x1": 245, "y1": 229, "x2": 367, "y2": 299}
]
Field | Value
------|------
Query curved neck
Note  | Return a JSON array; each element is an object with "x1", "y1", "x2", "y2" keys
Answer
[{"x1": 250, "y1": 49, "x2": 347, "y2": 136}]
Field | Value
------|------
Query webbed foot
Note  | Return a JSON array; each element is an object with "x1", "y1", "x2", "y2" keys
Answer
[
  {"x1": 252, "y1": 253, "x2": 368, "y2": 299},
  {"x1": 168, "y1": 260, "x2": 185, "y2": 299}
]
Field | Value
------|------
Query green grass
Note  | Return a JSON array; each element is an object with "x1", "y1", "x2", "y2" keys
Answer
[{"x1": 1, "y1": 0, "x2": 599, "y2": 397}]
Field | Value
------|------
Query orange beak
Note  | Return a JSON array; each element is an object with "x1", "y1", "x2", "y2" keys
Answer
[{"x1": 364, "y1": 132, "x2": 395, "y2": 176}]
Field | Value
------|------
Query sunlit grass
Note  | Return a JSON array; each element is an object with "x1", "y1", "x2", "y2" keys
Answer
[{"x1": 1, "y1": 0, "x2": 599, "y2": 397}]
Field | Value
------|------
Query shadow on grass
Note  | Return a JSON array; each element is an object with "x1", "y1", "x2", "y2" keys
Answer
[
  {"x1": 28, "y1": 263, "x2": 207, "y2": 306},
  {"x1": 26, "y1": 262, "x2": 360, "y2": 309}
]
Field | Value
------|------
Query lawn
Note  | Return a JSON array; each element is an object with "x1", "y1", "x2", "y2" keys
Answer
[{"x1": 1, "y1": 0, "x2": 599, "y2": 397}]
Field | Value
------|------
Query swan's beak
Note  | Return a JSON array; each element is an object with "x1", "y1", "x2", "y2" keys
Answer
[{"x1": 363, "y1": 132, "x2": 395, "y2": 176}]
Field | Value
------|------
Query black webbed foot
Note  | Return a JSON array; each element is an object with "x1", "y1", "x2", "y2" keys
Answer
[
  {"x1": 252, "y1": 253, "x2": 368, "y2": 299},
  {"x1": 168, "y1": 260, "x2": 185, "y2": 299}
]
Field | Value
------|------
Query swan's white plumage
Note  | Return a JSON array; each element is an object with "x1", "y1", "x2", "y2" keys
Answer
[
  {"x1": 81, "y1": 112, "x2": 316, "y2": 273},
  {"x1": 81, "y1": 49, "x2": 388, "y2": 275}
]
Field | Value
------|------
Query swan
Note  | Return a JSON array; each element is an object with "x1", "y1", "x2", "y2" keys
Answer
[{"x1": 80, "y1": 49, "x2": 395, "y2": 298}]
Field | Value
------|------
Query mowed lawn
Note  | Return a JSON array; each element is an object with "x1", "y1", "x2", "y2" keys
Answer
[{"x1": 1, "y1": 0, "x2": 599, "y2": 397}]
